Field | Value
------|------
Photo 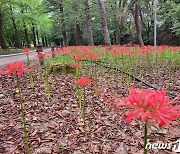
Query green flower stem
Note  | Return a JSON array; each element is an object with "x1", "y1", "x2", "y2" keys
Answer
[
  {"x1": 76, "y1": 68, "x2": 82, "y2": 108},
  {"x1": 83, "y1": 87, "x2": 87, "y2": 139},
  {"x1": 90, "y1": 59, "x2": 93, "y2": 79},
  {"x1": 26, "y1": 54, "x2": 34, "y2": 86},
  {"x1": 16, "y1": 75, "x2": 30, "y2": 154},
  {"x1": 26, "y1": 54, "x2": 30, "y2": 66},
  {"x1": 144, "y1": 122, "x2": 148, "y2": 154},
  {"x1": 29, "y1": 72, "x2": 34, "y2": 87},
  {"x1": 44, "y1": 67, "x2": 50, "y2": 100}
]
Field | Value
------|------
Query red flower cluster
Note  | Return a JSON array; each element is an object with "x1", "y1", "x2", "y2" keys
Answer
[
  {"x1": 37, "y1": 52, "x2": 47, "y2": 58},
  {"x1": 74, "y1": 54, "x2": 83, "y2": 61},
  {"x1": 0, "y1": 62, "x2": 29, "y2": 77},
  {"x1": 86, "y1": 52, "x2": 99, "y2": 60},
  {"x1": 77, "y1": 77, "x2": 91, "y2": 87},
  {"x1": 71, "y1": 63, "x2": 80, "y2": 68},
  {"x1": 22, "y1": 48, "x2": 30, "y2": 53},
  {"x1": 99, "y1": 87, "x2": 180, "y2": 127},
  {"x1": 125, "y1": 88, "x2": 180, "y2": 127}
]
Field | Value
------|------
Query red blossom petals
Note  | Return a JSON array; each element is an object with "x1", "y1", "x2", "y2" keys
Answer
[
  {"x1": 0, "y1": 61, "x2": 29, "y2": 77},
  {"x1": 77, "y1": 77, "x2": 91, "y2": 87},
  {"x1": 73, "y1": 54, "x2": 83, "y2": 61},
  {"x1": 22, "y1": 48, "x2": 30, "y2": 53},
  {"x1": 71, "y1": 63, "x2": 80, "y2": 68}
]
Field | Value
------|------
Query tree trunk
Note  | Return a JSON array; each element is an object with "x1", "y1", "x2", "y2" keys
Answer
[
  {"x1": 114, "y1": 19, "x2": 120, "y2": 45},
  {"x1": 42, "y1": 36, "x2": 45, "y2": 46},
  {"x1": 32, "y1": 23, "x2": 36, "y2": 47},
  {"x1": 36, "y1": 28, "x2": 40, "y2": 44},
  {"x1": 59, "y1": 1, "x2": 67, "y2": 46},
  {"x1": 128, "y1": 23, "x2": 134, "y2": 46},
  {"x1": 134, "y1": 4, "x2": 144, "y2": 47},
  {"x1": 10, "y1": 5, "x2": 21, "y2": 48},
  {"x1": 74, "y1": 24, "x2": 82, "y2": 46},
  {"x1": 98, "y1": 0, "x2": 111, "y2": 46},
  {"x1": 83, "y1": 0, "x2": 94, "y2": 46},
  {"x1": 23, "y1": 22, "x2": 30, "y2": 48},
  {"x1": 44, "y1": 34, "x2": 48, "y2": 46},
  {"x1": 0, "y1": 9, "x2": 7, "y2": 49}
]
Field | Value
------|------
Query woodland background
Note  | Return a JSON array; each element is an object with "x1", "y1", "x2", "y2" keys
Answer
[{"x1": 0, "y1": 0, "x2": 180, "y2": 49}]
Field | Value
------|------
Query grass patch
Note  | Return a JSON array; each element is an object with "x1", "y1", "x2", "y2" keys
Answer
[{"x1": 0, "y1": 49, "x2": 22, "y2": 55}]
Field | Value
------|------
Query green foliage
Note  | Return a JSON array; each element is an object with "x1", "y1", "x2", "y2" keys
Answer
[{"x1": 1, "y1": 0, "x2": 180, "y2": 48}]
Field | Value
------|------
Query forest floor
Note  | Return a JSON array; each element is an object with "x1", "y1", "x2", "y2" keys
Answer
[{"x1": 0, "y1": 62, "x2": 179, "y2": 154}]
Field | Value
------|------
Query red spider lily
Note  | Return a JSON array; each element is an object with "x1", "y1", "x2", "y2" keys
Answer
[
  {"x1": 99, "y1": 87, "x2": 180, "y2": 128},
  {"x1": 71, "y1": 63, "x2": 80, "y2": 68},
  {"x1": 86, "y1": 52, "x2": 99, "y2": 60},
  {"x1": 77, "y1": 77, "x2": 91, "y2": 87},
  {"x1": 110, "y1": 50, "x2": 120, "y2": 56},
  {"x1": 0, "y1": 61, "x2": 29, "y2": 77},
  {"x1": 74, "y1": 54, "x2": 83, "y2": 61},
  {"x1": 124, "y1": 88, "x2": 180, "y2": 127},
  {"x1": 22, "y1": 48, "x2": 30, "y2": 53},
  {"x1": 37, "y1": 52, "x2": 47, "y2": 58}
]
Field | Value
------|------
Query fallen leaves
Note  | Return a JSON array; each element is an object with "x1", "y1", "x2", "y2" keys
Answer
[{"x1": 0, "y1": 62, "x2": 179, "y2": 153}]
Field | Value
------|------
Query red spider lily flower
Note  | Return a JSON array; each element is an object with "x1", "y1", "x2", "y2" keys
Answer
[
  {"x1": 86, "y1": 52, "x2": 99, "y2": 60},
  {"x1": 124, "y1": 88, "x2": 180, "y2": 127},
  {"x1": 110, "y1": 50, "x2": 119, "y2": 56},
  {"x1": 74, "y1": 54, "x2": 83, "y2": 61},
  {"x1": 71, "y1": 63, "x2": 80, "y2": 68},
  {"x1": 22, "y1": 48, "x2": 30, "y2": 53},
  {"x1": 0, "y1": 61, "x2": 29, "y2": 77},
  {"x1": 77, "y1": 77, "x2": 91, "y2": 87},
  {"x1": 37, "y1": 52, "x2": 47, "y2": 58},
  {"x1": 98, "y1": 87, "x2": 180, "y2": 128}
]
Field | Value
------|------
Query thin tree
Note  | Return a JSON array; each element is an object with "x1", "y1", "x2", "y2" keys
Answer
[
  {"x1": 59, "y1": 0, "x2": 67, "y2": 46},
  {"x1": 134, "y1": 4, "x2": 144, "y2": 47},
  {"x1": 10, "y1": 4, "x2": 21, "y2": 48},
  {"x1": 83, "y1": 0, "x2": 94, "y2": 46},
  {"x1": 98, "y1": 0, "x2": 111, "y2": 46},
  {"x1": 0, "y1": 7, "x2": 7, "y2": 49}
]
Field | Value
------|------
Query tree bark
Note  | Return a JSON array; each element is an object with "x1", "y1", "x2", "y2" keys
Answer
[
  {"x1": 23, "y1": 22, "x2": 30, "y2": 48},
  {"x1": 36, "y1": 28, "x2": 40, "y2": 44},
  {"x1": 128, "y1": 22, "x2": 134, "y2": 46},
  {"x1": 74, "y1": 23, "x2": 82, "y2": 46},
  {"x1": 0, "y1": 8, "x2": 7, "y2": 49},
  {"x1": 32, "y1": 23, "x2": 36, "y2": 47},
  {"x1": 10, "y1": 5, "x2": 21, "y2": 48},
  {"x1": 98, "y1": 0, "x2": 111, "y2": 46},
  {"x1": 83, "y1": 0, "x2": 94, "y2": 46},
  {"x1": 134, "y1": 4, "x2": 144, "y2": 47},
  {"x1": 59, "y1": 1, "x2": 67, "y2": 46},
  {"x1": 44, "y1": 34, "x2": 48, "y2": 46},
  {"x1": 42, "y1": 36, "x2": 45, "y2": 46}
]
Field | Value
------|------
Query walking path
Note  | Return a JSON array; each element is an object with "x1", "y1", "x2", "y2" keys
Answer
[{"x1": 0, "y1": 48, "x2": 50, "y2": 68}]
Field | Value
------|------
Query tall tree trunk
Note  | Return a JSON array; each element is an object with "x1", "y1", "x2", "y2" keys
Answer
[
  {"x1": 59, "y1": 1, "x2": 67, "y2": 46},
  {"x1": 42, "y1": 36, "x2": 45, "y2": 46},
  {"x1": 128, "y1": 22, "x2": 134, "y2": 46},
  {"x1": 0, "y1": 9, "x2": 7, "y2": 49},
  {"x1": 21, "y1": 10, "x2": 30, "y2": 47},
  {"x1": 134, "y1": 4, "x2": 144, "y2": 47},
  {"x1": 36, "y1": 28, "x2": 40, "y2": 44},
  {"x1": 74, "y1": 24, "x2": 82, "y2": 46},
  {"x1": 44, "y1": 34, "x2": 48, "y2": 46},
  {"x1": 23, "y1": 22, "x2": 30, "y2": 48},
  {"x1": 98, "y1": 0, "x2": 111, "y2": 46},
  {"x1": 114, "y1": 19, "x2": 119, "y2": 45},
  {"x1": 83, "y1": 0, "x2": 94, "y2": 46},
  {"x1": 32, "y1": 23, "x2": 36, "y2": 47},
  {"x1": 10, "y1": 5, "x2": 21, "y2": 48}
]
